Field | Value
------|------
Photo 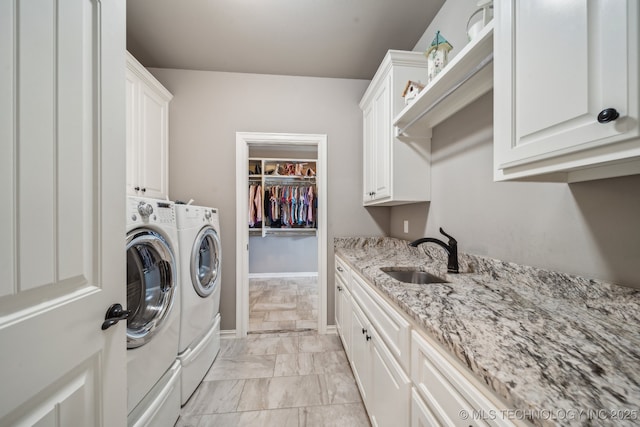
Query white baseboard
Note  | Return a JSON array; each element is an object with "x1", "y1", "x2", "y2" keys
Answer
[
  {"x1": 248, "y1": 272, "x2": 318, "y2": 279},
  {"x1": 220, "y1": 329, "x2": 236, "y2": 338},
  {"x1": 324, "y1": 325, "x2": 337, "y2": 335}
]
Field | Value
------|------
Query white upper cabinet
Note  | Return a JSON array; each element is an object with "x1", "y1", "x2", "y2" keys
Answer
[
  {"x1": 494, "y1": 0, "x2": 640, "y2": 182},
  {"x1": 126, "y1": 52, "x2": 172, "y2": 198},
  {"x1": 360, "y1": 51, "x2": 431, "y2": 206}
]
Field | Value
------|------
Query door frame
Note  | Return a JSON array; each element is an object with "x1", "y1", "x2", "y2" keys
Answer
[{"x1": 235, "y1": 132, "x2": 328, "y2": 337}]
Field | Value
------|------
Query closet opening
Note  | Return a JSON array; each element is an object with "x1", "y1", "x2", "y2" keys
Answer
[{"x1": 236, "y1": 133, "x2": 328, "y2": 337}]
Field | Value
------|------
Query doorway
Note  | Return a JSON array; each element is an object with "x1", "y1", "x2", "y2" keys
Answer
[{"x1": 235, "y1": 132, "x2": 328, "y2": 337}]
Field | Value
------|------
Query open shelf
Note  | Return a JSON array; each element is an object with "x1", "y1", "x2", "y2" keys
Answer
[{"x1": 393, "y1": 21, "x2": 494, "y2": 140}]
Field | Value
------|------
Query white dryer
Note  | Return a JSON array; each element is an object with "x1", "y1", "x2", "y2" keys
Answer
[
  {"x1": 175, "y1": 204, "x2": 222, "y2": 405},
  {"x1": 125, "y1": 196, "x2": 181, "y2": 427}
]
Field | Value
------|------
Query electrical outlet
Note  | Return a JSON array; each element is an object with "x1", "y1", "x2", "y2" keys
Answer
[{"x1": 403, "y1": 220, "x2": 409, "y2": 234}]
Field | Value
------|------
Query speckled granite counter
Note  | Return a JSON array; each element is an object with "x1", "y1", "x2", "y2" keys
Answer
[{"x1": 334, "y1": 237, "x2": 640, "y2": 427}]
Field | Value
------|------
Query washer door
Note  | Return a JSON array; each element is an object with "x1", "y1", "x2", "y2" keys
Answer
[
  {"x1": 191, "y1": 226, "x2": 221, "y2": 298},
  {"x1": 126, "y1": 229, "x2": 176, "y2": 349}
]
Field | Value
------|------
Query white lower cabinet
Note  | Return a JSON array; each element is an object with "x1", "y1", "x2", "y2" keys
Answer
[
  {"x1": 350, "y1": 298, "x2": 411, "y2": 427},
  {"x1": 335, "y1": 273, "x2": 352, "y2": 359},
  {"x1": 411, "y1": 332, "x2": 515, "y2": 427},
  {"x1": 411, "y1": 387, "x2": 440, "y2": 427},
  {"x1": 370, "y1": 325, "x2": 412, "y2": 427},
  {"x1": 350, "y1": 302, "x2": 372, "y2": 405},
  {"x1": 335, "y1": 255, "x2": 517, "y2": 427}
]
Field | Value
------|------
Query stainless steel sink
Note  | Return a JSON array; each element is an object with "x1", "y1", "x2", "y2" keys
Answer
[{"x1": 382, "y1": 269, "x2": 449, "y2": 284}]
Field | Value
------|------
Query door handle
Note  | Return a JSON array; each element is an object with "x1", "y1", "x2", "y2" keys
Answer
[{"x1": 101, "y1": 303, "x2": 131, "y2": 330}]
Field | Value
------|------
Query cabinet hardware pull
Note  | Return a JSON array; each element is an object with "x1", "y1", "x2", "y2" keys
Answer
[
  {"x1": 337, "y1": 285, "x2": 342, "y2": 291},
  {"x1": 597, "y1": 108, "x2": 619, "y2": 123},
  {"x1": 141, "y1": 188, "x2": 146, "y2": 193},
  {"x1": 337, "y1": 266, "x2": 344, "y2": 272},
  {"x1": 366, "y1": 334, "x2": 371, "y2": 341},
  {"x1": 362, "y1": 328, "x2": 367, "y2": 334},
  {"x1": 134, "y1": 186, "x2": 140, "y2": 191}
]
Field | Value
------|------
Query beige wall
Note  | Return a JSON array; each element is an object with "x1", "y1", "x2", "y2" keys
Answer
[
  {"x1": 149, "y1": 68, "x2": 390, "y2": 329},
  {"x1": 389, "y1": 0, "x2": 640, "y2": 288}
]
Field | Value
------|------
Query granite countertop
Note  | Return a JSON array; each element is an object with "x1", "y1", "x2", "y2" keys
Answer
[{"x1": 334, "y1": 237, "x2": 640, "y2": 427}]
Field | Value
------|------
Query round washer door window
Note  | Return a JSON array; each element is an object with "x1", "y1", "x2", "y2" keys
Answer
[
  {"x1": 126, "y1": 229, "x2": 176, "y2": 349},
  {"x1": 191, "y1": 226, "x2": 221, "y2": 298}
]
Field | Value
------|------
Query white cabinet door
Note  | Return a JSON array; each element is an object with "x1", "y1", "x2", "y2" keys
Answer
[
  {"x1": 335, "y1": 256, "x2": 353, "y2": 359},
  {"x1": 362, "y1": 76, "x2": 392, "y2": 204},
  {"x1": 350, "y1": 302, "x2": 372, "y2": 407},
  {"x1": 335, "y1": 274, "x2": 345, "y2": 336},
  {"x1": 340, "y1": 285, "x2": 353, "y2": 360},
  {"x1": 126, "y1": 69, "x2": 140, "y2": 196},
  {"x1": 139, "y1": 82, "x2": 169, "y2": 199},
  {"x1": 370, "y1": 326, "x2": 411, "y2": 427},
  {"x1": 360, "y1": 50, "x2": 430, "y2": 205},
  {"x1": 362, "y1": 102, "x2": 375, "y2": 203},
  {"x1": 495, "y1": 0, "x2": 640, "y2": 181},
  {"x1": 0, "y1": 0, "x2": 126, "y2": 425},
  {"x1": 126, "y1": 53, "x2": 172, "y2": 198},
  {"x1": 412, "y1": 388, "x2": 441, "y2": 427},
  {"x1": 371, "y1": 76, "x2": 392, "y2": 202}
]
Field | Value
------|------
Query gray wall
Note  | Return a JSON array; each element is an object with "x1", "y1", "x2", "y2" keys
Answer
[
  {"x1": 249, "y1": 236, "x2": 318, "y2": 274},
  {"x1": 389, "y1": 0, "x2": 640, "y2": 288},
  {"x1": 149, "y1": 68, "x2": 390, "y2": 329}
]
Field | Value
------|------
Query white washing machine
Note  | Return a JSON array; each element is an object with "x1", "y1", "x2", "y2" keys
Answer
[
  {"x1": 125, "y1": 196, "x2": 181, "y2": 427},
  {"x1": 175, "y1": 203, "x2": 222, "y2": 405}
]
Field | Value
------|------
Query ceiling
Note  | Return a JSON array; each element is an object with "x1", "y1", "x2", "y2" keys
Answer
[{"x1": 126, "y1": 0, "x2": 445, "y2": 80}]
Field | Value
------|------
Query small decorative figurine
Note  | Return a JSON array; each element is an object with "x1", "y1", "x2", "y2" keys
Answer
[
  {"x1": 402, "y1": 80, "x2": 425, "y2": 106},
  {"x1": 425, "y1": 31, "x2": 453, "y2": 83}
]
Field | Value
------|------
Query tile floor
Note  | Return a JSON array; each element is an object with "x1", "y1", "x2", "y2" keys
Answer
[
  {"x1": 249, "y1": 276, "x2": 318, "y2": 333},
  {"x1": 175, "y1": 331, "x2": 371, "y2": 427}
]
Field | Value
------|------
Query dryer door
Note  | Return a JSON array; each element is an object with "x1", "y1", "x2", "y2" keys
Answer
[
  {"x1": 191, "y1": 226, "x2": 221, "y2": 298},
  {"x1": 126, "y1": 228, "x2": 177, "y2": 349}
]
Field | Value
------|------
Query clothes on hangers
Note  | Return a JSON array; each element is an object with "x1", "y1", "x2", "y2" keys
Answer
[
  {"x1": 248, "y1": 183, "x2": 263, "y2": 228},
  {"x1": 257, "y1": 183, "x2": 317, "y2": 229}
]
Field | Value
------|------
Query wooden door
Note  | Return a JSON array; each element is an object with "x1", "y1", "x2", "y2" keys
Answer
[{"x1": 0, "y1": 0, "x2": 126, "y2": 425}]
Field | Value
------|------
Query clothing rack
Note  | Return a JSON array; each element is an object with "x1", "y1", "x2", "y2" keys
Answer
[{"x1": 248, "y1": 157, "x2": 318, "y2": 237}]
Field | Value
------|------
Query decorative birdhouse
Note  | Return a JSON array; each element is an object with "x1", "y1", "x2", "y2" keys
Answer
[
  {"x1": 425, "y1": 31, "x2": 453, "y2": 83},
  {"x1": 402, "y1": 80, "x2": 425, "y2": 106}
]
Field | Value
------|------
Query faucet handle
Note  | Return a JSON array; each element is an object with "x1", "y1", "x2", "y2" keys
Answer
[{"x1": 439, "y1": 227, "x2": 457, "y2": 245}]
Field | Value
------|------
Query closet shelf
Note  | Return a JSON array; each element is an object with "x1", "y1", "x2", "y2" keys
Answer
[
  {"x1": 393, "y1": 21, "x2": 494, "y2": 140},
  {"x1": 263, "y1": 228, "x2": 317, "y2": 236}
]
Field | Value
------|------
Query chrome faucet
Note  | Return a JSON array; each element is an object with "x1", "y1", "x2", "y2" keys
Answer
[{"x1": 409, "y1": 228, "x2": 459, "y2": 274}]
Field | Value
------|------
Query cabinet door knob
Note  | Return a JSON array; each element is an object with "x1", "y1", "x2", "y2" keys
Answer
[
  {"x1": 337, "y1": 266, "x2": 344, "y2": 272},
  {"x1": 134, "y1": 186, "x2": 140, "y2": 191},
  {"x1": 597, "y1": 108, "x2": 619, "y2": 123},
  {"x1": 337, "y1": 285, "x2": 342, "y2": 292},
  {"x1": 366, "y1": 334, "x2": 371, "y2": 341},
  {"x1": 362, "y1": 328, "x2": 367, "y2": 335},
  {"x1": 141, "y1": 188, "x2": 146, "y2": 193}
]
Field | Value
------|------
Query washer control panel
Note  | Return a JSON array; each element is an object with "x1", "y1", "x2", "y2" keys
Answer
[{"x1": 128, "y1": 198, "x2": 175, "y2": 225}]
